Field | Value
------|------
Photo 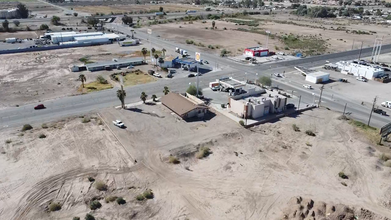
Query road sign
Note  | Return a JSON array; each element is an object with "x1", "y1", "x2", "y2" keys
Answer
[
  {"x1": 195, "y1": 52, "x2": 201, "y2": 62},
  {"x1": 380, "y1": 122, "x2": 391, "y2": 136},
  {"x1": 147, "y1": 29, "x2": 152, "y2": 35}
]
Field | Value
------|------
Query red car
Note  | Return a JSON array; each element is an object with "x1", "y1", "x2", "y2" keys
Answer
[{"x1": 34, "y1": 104, "x2": 45, "y2": 110}]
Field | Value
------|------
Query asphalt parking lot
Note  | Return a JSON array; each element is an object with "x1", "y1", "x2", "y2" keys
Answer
[{"x1": 0, "y1": 40, "x2": 36, "y2": 50}]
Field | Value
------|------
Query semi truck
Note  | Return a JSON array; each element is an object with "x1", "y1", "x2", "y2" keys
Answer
[
  {"x1": 120, "y1": 39, "x2": 139, "y2": 46},
  {"x1": 5, "y1": 38, "x2": 17, "y2": 43},
  {"x1": 175, "y1": 47, "x2": 188, "y2": 56},
  {"x1": 186, "y1": 10, "x2": 197, "y2": 14}
]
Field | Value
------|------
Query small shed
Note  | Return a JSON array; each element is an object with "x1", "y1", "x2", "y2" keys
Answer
[{"x1": 306, "y1": 71, "x2": 330, "y2": 84}]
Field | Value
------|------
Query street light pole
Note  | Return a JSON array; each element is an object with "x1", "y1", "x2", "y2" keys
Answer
[
  {"x1": 367, "y1": 96, "x2": 377, "y2": 127},
  {"x1": 318, "y1": 85, "x2": 324, "y2": 107},
  {"x1": 265, "y1": 30, "x2": 271, "y2": 49}
]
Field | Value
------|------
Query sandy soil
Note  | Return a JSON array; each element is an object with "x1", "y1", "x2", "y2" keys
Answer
[
  {"x1": 73, "y1": 4, "x2": 200, "y2": 14},
  {"x1": 0, "y1": 43, "x2": 152, "y2": 108},
  {"x1": 2, "y1": 104, "x2": 389, "y2": 219}
]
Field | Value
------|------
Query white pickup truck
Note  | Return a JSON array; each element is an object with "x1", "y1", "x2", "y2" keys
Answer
[{"x1": 113, "y1": 120, "x2": 125, "y2": 128}]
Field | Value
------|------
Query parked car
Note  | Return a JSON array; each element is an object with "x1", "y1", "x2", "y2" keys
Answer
[
  {"x1": 373, "y1": 108, "x2": 387, "y2": 116},
  {"x1": 381, "y1": 101, "x2": 391, "y2": 108},
  {"x1": 338, "y1": 78, "x2": 348, "y2": 83},
  {"x1": 34, "y1": 104, "x2": 45, "y2": 110},
  {"x1": 127, "y1": 65, "x2": 134, "y2": 69},
  {"x1": 167, "y1": 73, "x2": 173, "y2": 78},
  {"x1": 148, "y1": 70, "x2": 155, "y2": 75},
  {"x1": 356, "y1": 76, "x2": 368, "y2": 82},
  {"x1": 153, "y1": 73, "x2": 162, "y2": 78},
  {"x1": 211, "y1": 86, "x2": 220, "y2": 91},
  {"x1": 286, "y1": 103, "x2": 295, "y2": 109},
  {"x1": 303, "y1": 84, "x2": 312, "y2": 89},
  {"x1": 274, "y1": 73, "x2": 282, "y2": 77},
  {"x1": 113, "y1": 120, "x2": 125, "y2": 128},
  {"x1": 202, "y1": 60, "x2": 209, "y2": 64},
  {"x1": 188, "y1": 73, "x2": 195, "y2": 78}
]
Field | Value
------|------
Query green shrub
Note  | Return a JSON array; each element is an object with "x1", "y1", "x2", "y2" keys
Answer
[
  {"x1": 85, "y1": 213, "x2": 95, "y2": 220},
  {"x1": 338, "y1": 172, "x2": 348, "y2": 179},
  {"x1": 292, "y1": 124, "x2": 300, "y2": 132},
  {"x1": 285, "y1": 46, "x2": 290, "y2": 50},
  {"x1": 22, "y1": 124, "x2": 33, "y2": 131},
  {"x1": 143, "y1": 189, "x2": 154, "y2": 199},
  {"x1": 95, "y1": 181, "x2": 107, "y2": 191},
  {"x1": 136, "y1": 194, "x2": 145, "y2": 201},
  {"x1": 208, "y1": 45, "x2": 215, "y2": 49},
  {"x1": 89, "y1": 200, "x2": 102, "y2": 210},
  {"x1": 96, "y1": 75, "x2": 108, "y2": 84},
  {"x1": 5, "y1": 139, "x2": 11, "y2": 144},
  {"x1": 88, "y1": 177, "x2": 95, "y2": 182},
  {"x1": 185, "y1": 39, "x2": 194, "y2": 44},
  {"x1": 105, "y1": 196, "x2": 117, "y2": 203},
  {"x1": 40, "y1": 24, "x2": 49, "y2": 30},
  {"x1": 73, "y1": 217, "x2": 80, "y2": 220},
  {"x1": 39, "y1": 134, "x2": 46, "y2": 139},
  {"x1": 48, "y1": 202, "x2": 62, "y2": 212},
  {"x1": 341, "y1": 182, "x2": 347, "y2": 186},
  {"x1": 116, "y1": 197, "x2": 126, "y2": 205},
  {"x1": 305, "y1": 130, "x2": 315, "y2": 136},
  {"x1": 42, "y1": 123, "x2": 48, "y2": 129},
  {"x1": 169, "y1": 156, "x2": 180, "y2": 164},
  {"x1": 239, "y1": 120, "x2": 245, "y2": 126},
  {"x1": 196, "y1": 146, "x2": 211, "y2": 159},
  {"x1": 82, "y1": 117, "x2": 91, "y2": 123}
]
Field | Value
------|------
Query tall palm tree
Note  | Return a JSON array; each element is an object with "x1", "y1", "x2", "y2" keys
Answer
[
  {"x1": 151, "y1": 47, "x2": 156, "y2": 54},
  {"x1": 154, "y1": 54, "x2": 159, "y2": 69},
  {"x1": 79, "y1": 74, "x2": 86, "y2": 88},
  {"x1": 140, "y1": 92, "x2": 147, "y2": 103},
  {"x1": 117, "y1": 88, "x2": 126, "y2": 109},
  {"x1": 151, "y1": 94, "x2": 157, "y2": 102},
  {"x1": 162, "y1": 48, "x2": 166, "y2": 58},
  {"x1": 141, "y1": 48, "x2": 148, "y2": 61},
  {"x1": 163, "y1": 86, "x2": 169, "y2": 95}
]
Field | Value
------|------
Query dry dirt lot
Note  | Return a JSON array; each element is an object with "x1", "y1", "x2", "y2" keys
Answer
[
  {"x1": 2, "y1": 104, "x2": 389, "y2": 219},
  {"x1": 146, "y1": 13, "x2": 391, "y2": 56},
  {"x1": 0, "y1": 43, "x2": 154, "y2": 108},
  {"x1": 73, "y1": 4, "x2": 200, "y2": 14}
]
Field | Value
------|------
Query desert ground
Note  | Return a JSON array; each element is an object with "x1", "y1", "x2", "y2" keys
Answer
[
  {"x1": 0, "y1": 43, "x2": 157, "y2": 108},
  {"x1": 144, "y1": 13, "x2": 391, "y2": 56},
  {"x1": 72, "y1": 4, "x2": 200, "y2": 14},
  {"x1": 1, "y1": 104, "x2": 391, "y2": 219}
]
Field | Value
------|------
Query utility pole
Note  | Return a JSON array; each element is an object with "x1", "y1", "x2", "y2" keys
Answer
[
  {"x1": 367, "y1": 96, "x2": 377, "y2": 127},
  {"x1": 318, "y1": 85, "x2": 324, "y2": 108},
  {"x1": 298, "y1": 95, "x2": 301, "y2": 110},
  {"x1": 343, "y1": 103, "x2": 347, "y2": 116},
  {"x1": 351, "y1": 39, "x2": 355, "y2": 50}
]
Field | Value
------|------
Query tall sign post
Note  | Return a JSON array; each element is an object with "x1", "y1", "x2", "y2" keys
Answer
[
  {"x1": 380, "y1": 122, "x2": 391, "y2": 145},
  {"x1": 195, "y1": 52, "x2": 201, "y2": 97},
  {"x1": 147, "y1": 29, "x2": 152, "y2": 62}
]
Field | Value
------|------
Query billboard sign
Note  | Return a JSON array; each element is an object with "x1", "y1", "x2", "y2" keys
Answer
[
  {"x1": 195, "y1": 52, "x2": 201, "y2": 62},
  {"x1": 380, "y1": 122, "x2": 391, "y2": 137}
]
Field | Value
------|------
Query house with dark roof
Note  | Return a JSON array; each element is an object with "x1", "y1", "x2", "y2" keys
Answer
[{"x1": 161, "y1": 92, "x2": 208, "y2": 119}]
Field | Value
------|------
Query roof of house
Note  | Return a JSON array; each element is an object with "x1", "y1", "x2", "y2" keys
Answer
[{"x1": 161, "y1": 93, "x2": 208, "y2": 117}]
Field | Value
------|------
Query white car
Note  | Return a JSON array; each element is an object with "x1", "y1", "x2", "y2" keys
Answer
[
  {"x1": 274, "y1": 73, "x2": 282, "y2": 77},
  {"x1": 303, "y1": 84, "x2": 312, "y2": 89},
  {"x1": 381, "y1": 101, "x2": 391, "y2": 108},
  {"x1": 113, "y1": 120, "x2": 125, "y2": 128},
  {"x1": 153, "y1": 73, "x2": 162, "y2": 78},
  {"x1": 127, "y1": 65, "x2": 134, "y2": 69}
]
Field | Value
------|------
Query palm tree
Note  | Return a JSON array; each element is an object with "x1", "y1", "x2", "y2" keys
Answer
[
  {"x1": 162, "y1": 48, "x2": 166, "y2": 58},
  {"x1": 151, "y1": 47, "x2": 156, "y2": 54},
  {"x1": 140, "y1": 92, "x2": 147, "y2": 103},
  {"x1": 163, "y1": 86, "x2": 169, "y2": 95},
  {"x1": 154, "y1": 54, "x2": 159, "y2": 69},
  {"x1": 117, "y1": 88, "x2": 126, "y2": 109},
  {"x1": 152, "y1": 94, "x2": 157, "y2": 102},
  {"x1": 141, "y1": 48, "x2": 148, "y2": 61},
  {"x1": 79, "y1": 74, "x2": 86, "y2": 88}
]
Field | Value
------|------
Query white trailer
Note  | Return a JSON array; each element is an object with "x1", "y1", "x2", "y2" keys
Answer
[
  {"x1": 5, "y1": 38, "x2": 17, "y2": 43},
  {"x1": 120, "y1": 39, "x2": 139, "y2": 46},
  {"x1": 305, "y1": 71, "x2": 330, "y2": 84}
]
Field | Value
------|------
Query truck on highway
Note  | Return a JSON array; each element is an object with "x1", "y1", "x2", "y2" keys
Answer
[
  {"x1": 186, "y1": 10, "x2": 197, "y2": 14},
  {"x1": 5, "y1": 38, "x2": 17, "y2": 43},
  {"x1": 155, "y1": 12, "x2": 164, "y2": 16},
  {"x1": 119, "y1": 39, "x2": 139, "y2": 46}
]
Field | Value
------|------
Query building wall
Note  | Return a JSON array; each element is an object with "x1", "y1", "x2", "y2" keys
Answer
[
  {"x1": 273, "y1": 97, "x2": 287, "y2": 113},
  {"x1": 341, "y1": 63, "x2": 384, "y2": 79},
  {"x1": 229, "y1": 98, "x2": 246, "y2": 118},
  {"x1": 250, "y1": 103, "x2": 265, "y2": 119}
]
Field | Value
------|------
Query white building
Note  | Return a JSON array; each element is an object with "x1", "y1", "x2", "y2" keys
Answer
[
  {"x1": 338, "y1": 61, "x2": 384, "y2": 79},
  {"x1": 0, "y1": 8, "x2": 18, "y2": 19},
  {"x1": 51, "y1": 32, "x2": 103, "y2": 44},
  {"x1": 305, "y1": 71, "x2": 330, "y2": 84}
]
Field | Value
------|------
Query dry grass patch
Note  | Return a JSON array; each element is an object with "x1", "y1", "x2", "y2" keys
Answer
[
  {"x1": 79, "y1": 81, "x2": 113, "y2": 93},
  {"x1": 48, "y1": 202, "x2": 62, "y2": 212},
  {"x1": 123, "y1": 71, "x2": 156, "y2": 87},
  {"x1": 349, "y1": 120, "x2": 380, "y2": 144},
  {"x1": 105, "y1": 196, "x2": 117, "y2": 203},
  {"x1": 196, "y1": 146, "x2": 211, "y2": 159},
  {"x1": 168, "y1": 155, "x2": 180, "y2": 164},
  {"x1": 95, "y1": 181, "x2": 107, "y2": 191}
]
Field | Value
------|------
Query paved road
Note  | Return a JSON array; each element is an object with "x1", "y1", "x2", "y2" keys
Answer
[{"x1": 1, "y1": 23, "x2": 390, "y2": 129}]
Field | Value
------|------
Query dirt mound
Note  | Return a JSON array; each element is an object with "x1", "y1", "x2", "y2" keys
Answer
[{"x1": 281, "y1": 197, "x2": 390, "y2": 220}]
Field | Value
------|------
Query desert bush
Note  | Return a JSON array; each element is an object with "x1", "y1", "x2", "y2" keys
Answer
[
  {"x1": 292, "y1": 124, "x2": 300, "y2": 132},
  {"x1": 40, "y1": 24, "x2": 49, "y2": 30},
  {"x1": 88, "y1": 177, "x2": 95, "y2": 182},
  {"x1": 136, "y1": 194, "x2": 145, "y2": 201},
  {"x1": 39, "y1": 134, "x2": 47, "y2": 139},
  {"x1": 384, "y1": 161, "x2": 391, "y2": 167},
  {"x1": 143, "y1": 189, "x2": 154, "y2": 199},
  {"x1": 239, "y1": 120, "x2": 245, "y2": 126},
  {"x1": 73, "y1": 217, "x2": 80, "y2": 220},
  {"x1": 341, "y1": 182, "x2": 347, "y2": 186},
  {"x1": 96, "y1": 75, "x2": 108, "y2": 84},
  {"x1": 116, "y1": 197, "x2": 126, "y2": 205},
  {"x1": 305, "y1": 130, "x2": 316, "y2": 136},
  {"x1": 85, "y1": 213, "x2": 95, "y2": 220},
  {"x1": 22, "y1": 124, "x2": 33, "y2": 131},
  {"x1": 196, "y1": 146, "x2": 211, "y2": 159},
  {"x1": 221, "y1": 103, "x2": 225, "y2": 108},
  {"x1": 82, "y1": 117, "x2": 91, "y2": 123},
  {"x1": 5, "y1": 139, "x2": 11, "y2": 144},
  {"x1": 89, "y1": 200, "x2": 102, "y2": 210},
  {"x1": 208, "y1": 45, "x2": 214, "y2": 49},
  {"x1": 338, "y1": 172, "x2": 348, "y2": 179},
  {"x1": 42, "y1": 123, "x2": 48, "y2": 129},
  {"x1": 275, "y1": 46, "x2": 280, "y2": 50},
  {"x1": 379, "y1": 153, "x2": 391, "y2": 162},
  {"x1": 185, "y1": 39, "x2": 194, "y2": 44},
  {"x1": 95, "y1": 181, "x2": 107, "y2": 191},
  {"x1": 105, "y1": 196, "x2": 117, "y2": 203},
  {"x1": 285, "y1": 46, "x2": 290, "y2": 50},
  {"x1": 48, "y1": 202, "x2": 62, "y2": 212},
  {"x1": 338, "y1": 115, "x2": 349, "y2": 120},
  {"x1": 168, "y1": 156, "x2": 180, "y2": 164}
]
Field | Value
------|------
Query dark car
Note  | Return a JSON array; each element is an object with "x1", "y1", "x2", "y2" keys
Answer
[
  {"x1": 188, "y1": 73, "x2": 195, "y2": 78},
  {"x1": 373, "y1": 108, "x2": 387, "y2": 116},
  {"x1": 34, "y1": 104, "x2": 45, "y2": 110},
  {"x1": 286, "y1": 103, "x2": 295, "y2": 109}
]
